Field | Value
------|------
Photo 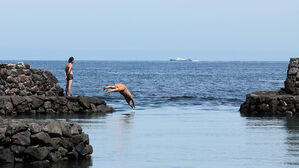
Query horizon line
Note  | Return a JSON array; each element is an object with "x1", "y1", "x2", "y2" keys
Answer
[{"x1": 0, "y1": 59, "x2": 290, "y2": 62}]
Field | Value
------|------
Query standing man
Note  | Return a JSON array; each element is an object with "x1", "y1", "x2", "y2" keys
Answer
[{"x1": 65, "y1": 57, "x2": 74, "y2": 96}]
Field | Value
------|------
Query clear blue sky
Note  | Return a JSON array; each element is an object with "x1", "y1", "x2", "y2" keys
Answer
[{"x1": 0, "y1": 0, "x2": 298, "y2": 61}]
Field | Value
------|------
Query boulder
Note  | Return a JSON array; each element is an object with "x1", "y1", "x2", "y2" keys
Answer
[
  {"x1": 6, "y1": 121, "x2": 28, "y2": 136},
  {"x1": 75, "y1": 143, "x2": 93, "y2": 156},
  {"x1": 70, "y1": 124, "x2": 82, "y2": 135},
  {"x1": 44, "y1": 101, "x2": 51, "y2": 109},
  {"x1": 11, "y1": 145, "x2": 26, "y2": 155},
  {"x1": 31, "y1": 97, "x2": 44, "y2": 109},
  {"x1": 60, "y1": 123, "x2": 71, "y2": 137},
  {"x1": 43, "y1": 121, "x2": 62, "y2": 137},
  {"x1": 88, "y1": 97, "x2": 106, "y2": 105},
  {"x1": 11, "y1": 96, "x2": 26, "y2": 106},
  {"x1": 0, "y1": 148, "x2": 14, "y2": 163},
  {"x1": 31, "y1": 132, "x2": 52, "y2": 145},
  {"x1": 60, "y1": 138, "x2": 73, "y2": 151},
  {"x1": 67, "y1": 150, "x2": 79, "y2": 159},
  {"x1": 78, "y1": 95, "x2": 90, "y2": 108},
  {"x1": 71, "y1": 134, "x2": 84, "y2": 145},
  {"x1": 12, "y1": 130, "x2": 31, "y2": 146},
  {"x1": 29, "y1": 123, "x2": 42, "y2": 134},
  {"x1": 57, "y1": 147, "x2": 68, "y2": 156},
  {"x1": 24, "y1": 146, "x2": 49, "y2": 161}
]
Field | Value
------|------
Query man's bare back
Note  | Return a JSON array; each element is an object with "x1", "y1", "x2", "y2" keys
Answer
[{"x1": 102, "y1": 83, "x2": 135, "y2": 108}]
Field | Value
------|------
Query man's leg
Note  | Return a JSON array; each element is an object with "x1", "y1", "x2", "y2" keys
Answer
[
  {"x1": 101, "y1": 85, "x2": 116, "y2": 92},
  {"x1": 125, "y1": 97, "x2": 133, "y2": 108},
  {"x1": 68, "y1": 80, "x2": 73, "y2": 96},
  {"x1": 65, "y1": 80, "x2": 69, "y2": 96}
]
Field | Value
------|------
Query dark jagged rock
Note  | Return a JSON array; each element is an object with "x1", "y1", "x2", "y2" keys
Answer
[
  {"x1": 0, "y1": 148, "x2": 14, "y2": 163},
  {"x1": 0, "y1": 63, "x2": 63, "y2": 96},
  {"x1": 10, "y1": 145, "x2": 26, "y2": 155},
  {"x1": 24, "y1": 146, "x2": 50, "y2": 161},
  {"x1": 11, "y1": 130, "x2": 31, "y2": 146},
  {"x1": 31, "y1": 132, "x2": 52, "y2": 146},
  {"x1": 240, "y1": 58, "x2": 299, "y2": 117},
  {"x1": 0, "y1": 119, "x2": 92, "y2": 164},
  {"x1": 75, "y1": 142, "x2": 93, "y2": 156},
  {"x1": 0, "y1": 95, "x2": 114, "y2": 115},
  {"x1": 0, "y1": 63, "x2": 115, "y2": 115},
  {"x1": 43, "y1": 121, "x2": 62, "y2": 137}
]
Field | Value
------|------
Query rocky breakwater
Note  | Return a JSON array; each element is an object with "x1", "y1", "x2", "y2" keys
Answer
[
  {"x1": 0, "y1": 118, "x2": 92, "y2": 166},
  {"x1": 0, "y1": 62, "x2": 63, "y2": 96},
  {"x1": 0, "y1": 95, "x2": 114, "y2": 115},
  {"x1": 240, "y1": 58, "x2": 299, "y2": 117},
  {"x1": 0, "y1": 62, "x2": 114, "y2": 115}
]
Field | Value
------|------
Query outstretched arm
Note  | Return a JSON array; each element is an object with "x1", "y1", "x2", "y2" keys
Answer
[{"x1": 105, "y1": 88, "x2": 120, "y2": 94}]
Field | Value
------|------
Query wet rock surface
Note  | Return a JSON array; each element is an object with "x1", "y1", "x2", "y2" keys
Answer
[
  {"x1": 240, "y1": 58, "x2": 299, "y2": 117},
  {"x1": 0, "y1": 95, "x2": 114, "y2": 115},
  {"x1": 0, "y1": 118, "x2": 93, "y2": 165}
]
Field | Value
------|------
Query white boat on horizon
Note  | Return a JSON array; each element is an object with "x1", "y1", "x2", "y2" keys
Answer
[
  {"x1": 169, "y1": 57, "x2": 199, "y2": 62},
  {"x1": 170, "y1": 57, "x2": 192, "y2": 62}
]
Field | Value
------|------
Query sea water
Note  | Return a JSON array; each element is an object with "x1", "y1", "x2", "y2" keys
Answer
[{"x1": 2, "y1": 60, "x2": 299, "y2": 168}]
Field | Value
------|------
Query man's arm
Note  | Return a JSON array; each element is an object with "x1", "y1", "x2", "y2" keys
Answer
[
  {"x1": 64, "y1": 71, "x2": 67, "y2": 80},
  {"x1": 67, "y1": 65, "x2": 72, "y2": 74},
  {"x1": 131, "y1": 98, "x2": 135, "y2": 108}
]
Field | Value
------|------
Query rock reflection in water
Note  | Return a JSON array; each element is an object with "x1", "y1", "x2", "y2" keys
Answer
[
  {"x1": 285, "y1": 117, "x2": 299, "y2": 166},
  {"x1": 0, "y1": 157, "x2": 92, "y2": 168}
]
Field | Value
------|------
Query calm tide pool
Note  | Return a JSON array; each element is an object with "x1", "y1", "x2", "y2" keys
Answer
[{"x1": 64, "y1": 105, "x2": 299, "y2": 168}]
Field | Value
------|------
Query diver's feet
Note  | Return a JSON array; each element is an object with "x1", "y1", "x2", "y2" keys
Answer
[{"x1": 101, "y1": 87, "x2": 106, "y2": 92}]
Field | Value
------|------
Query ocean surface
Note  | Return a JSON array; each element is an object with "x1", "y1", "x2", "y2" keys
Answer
[{"x1": 3, "y1": 60, "x2": 299, "y2": 168}]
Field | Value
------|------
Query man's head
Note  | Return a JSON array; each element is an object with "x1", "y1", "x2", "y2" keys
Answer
[{"x1": 68, "y1": 57, "x2": 74, "y2": 63}]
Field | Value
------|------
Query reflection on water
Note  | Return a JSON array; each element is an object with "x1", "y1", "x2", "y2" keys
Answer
[
  {"x1": 245, "y1": 117, "x2": 299, "y2": 167},
  {"x1": 285, "y1": 117, "x2": 299, "y2": 166},
  {"x1": 0, "y1": 158, "x2": 92, "y2": 168}
]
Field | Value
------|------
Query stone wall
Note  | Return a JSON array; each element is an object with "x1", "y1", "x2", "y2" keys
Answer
[
  {"x1": 0, "y1": 62, "x2": 115, "y2": 115},
  {"x1": 285, "y1": 58, "x2": 299, "y2": 94},
  {"x1": 240, "y1": 58, "x2": 299, "y2": 117},
  {"x1": 0, "y1": 118, "x2": 92, "y2": 165},
  {"x1": 0, "y1": 95, "x2": 114, "y2": 115},
  {"x1": 0, "y1": 62, "x2": 63, "y2": 96},
  {"x1": 239, "y1": 90, "x2": 298, "y2": 117}
]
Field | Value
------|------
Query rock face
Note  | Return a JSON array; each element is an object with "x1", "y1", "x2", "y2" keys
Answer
[
  {"x1": 0, "y1": 118, "x2": 93, "y2": 164},
  {"x1": 0, "y1": 95, "x2": 114, "y2": 115},
  {"x1": 0, "y1": 62, "x2": 63, "y2": 96},
  {"x1": 240, "y1": 58, "x2": 299, "y2": 117},
  {"x1": 285, "y1": 58, "x2": 299, "y2": 94},
  {"x1": 0, "y1": 63, "x2": 115, "y2": 115}
]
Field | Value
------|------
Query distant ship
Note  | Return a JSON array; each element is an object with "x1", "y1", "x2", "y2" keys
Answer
[
  {"x1": 170, "y1": 57, "x2": 192, "y2": 62},
  {"x1": 169, "y1": 57, "x2": 199, "y2": 62}
]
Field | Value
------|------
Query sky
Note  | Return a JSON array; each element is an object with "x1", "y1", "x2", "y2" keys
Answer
[{"x1": 0, "y1": 0, "x2": 298, "y2": 61}]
